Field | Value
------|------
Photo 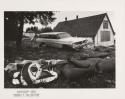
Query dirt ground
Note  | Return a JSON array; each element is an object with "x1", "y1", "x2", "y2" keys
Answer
[{"x1": 4, "y1": 45, "x2": 115, "y2": 88}]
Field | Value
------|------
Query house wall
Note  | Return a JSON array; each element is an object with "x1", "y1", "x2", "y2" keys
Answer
[{"x1": 94, "y1": 16, "x2": 114, "y2": 46}]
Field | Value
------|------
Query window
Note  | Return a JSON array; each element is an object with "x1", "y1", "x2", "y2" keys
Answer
[
  {"x1": 103, "y1": 20, "x2": 108, "y2": 29},
  {"x1": 101, "y1": 31, "x2": 110, "y2": 42},
  {"x1": 39, "y1": 34, "x2": 58, "y2": 39},
  {"x1": 39, "y1": 35, "x2": 49, "y2": 38},
  {"x1": 48, "y1": 35, "x2": 58, "y2": 39}
]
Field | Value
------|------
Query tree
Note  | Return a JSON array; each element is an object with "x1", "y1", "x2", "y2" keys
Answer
[
  {"x1": 26, "y1": 26, "x2": 39, "y2": 33},
  {"x1": 40, "y1": 27, "x2": 53, "y2": 33},
  {"x1": 4, "y1": 11, "x2": 56, "y2": 49}
]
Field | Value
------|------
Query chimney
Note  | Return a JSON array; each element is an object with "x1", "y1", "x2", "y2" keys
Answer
[
  {"x1": 76, "y1": 15, "x2": 79, "y2": 19},
  {"x1": 65, "y1": 17, "x2": 67, "y2": 21}
]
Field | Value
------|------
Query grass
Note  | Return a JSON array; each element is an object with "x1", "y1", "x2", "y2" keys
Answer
[{"x1": 4, "y1": 45, "x2": 115, "y2": 88}]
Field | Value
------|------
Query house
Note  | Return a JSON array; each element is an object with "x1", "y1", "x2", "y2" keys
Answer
[{"x1": 53, "y1": 13, "x2": 115, "y2": 46}]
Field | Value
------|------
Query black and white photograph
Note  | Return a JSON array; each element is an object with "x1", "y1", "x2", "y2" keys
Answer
[
  {"x1": 4, "y1": 11, "x2": 116, "y2": 88},
  {"x1": 1, "y1": 0, "x2": 125, "y2": 99}
]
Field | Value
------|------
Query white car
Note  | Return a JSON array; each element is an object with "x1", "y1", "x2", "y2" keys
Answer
[{"x1": 34, "y1": 32, "x2": 93, "y2": 50}]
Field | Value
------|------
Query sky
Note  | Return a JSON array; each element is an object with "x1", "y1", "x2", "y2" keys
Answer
[{"x1": 24, "y1": 11, "x2": 115, "y2": 32}]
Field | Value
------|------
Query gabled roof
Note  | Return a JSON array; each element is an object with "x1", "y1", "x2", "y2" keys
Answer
[{"x1": 53, "y1": 13, "x2": 114, "y2": 37}]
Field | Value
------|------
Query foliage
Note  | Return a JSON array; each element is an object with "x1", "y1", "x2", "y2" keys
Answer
[
  {"x1": 26, "y1": 26, "x2": 53, "y2": 33},
  {"x1": 40, "y1": 27, "x2": 53, "y2": 33},
  {"x1": 26, "y1": 26, "x2": 38, "y2": 33},
  {"x1": 5, "y1": 11, "x2": 56, "y2": 25},
  {"x1": 4, "y1": 11, "x2": 56, "y2": 48}
]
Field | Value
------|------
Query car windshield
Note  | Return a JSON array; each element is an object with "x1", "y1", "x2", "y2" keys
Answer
[{"x1": 58, "y1": 33, "x2": 72, "y2": 39}]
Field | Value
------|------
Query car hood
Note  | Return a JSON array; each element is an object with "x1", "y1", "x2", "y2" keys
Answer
[{"x1": 59, "y1": 37, "x2": 87, "y2": 44}]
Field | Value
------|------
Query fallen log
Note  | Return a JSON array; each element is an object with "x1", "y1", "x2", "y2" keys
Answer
[{"x1": 80, "y1": 52, "x2": 111, "y2": 59}]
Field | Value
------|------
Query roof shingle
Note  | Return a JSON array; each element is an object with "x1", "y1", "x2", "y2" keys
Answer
[{"x1": 53, "y1": 13, "x2": 106, "y2": 37}]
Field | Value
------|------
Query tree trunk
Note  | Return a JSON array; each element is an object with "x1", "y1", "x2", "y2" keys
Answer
[{"x1": 16, "y1": 15, "x2": 24, "y2": 50}]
